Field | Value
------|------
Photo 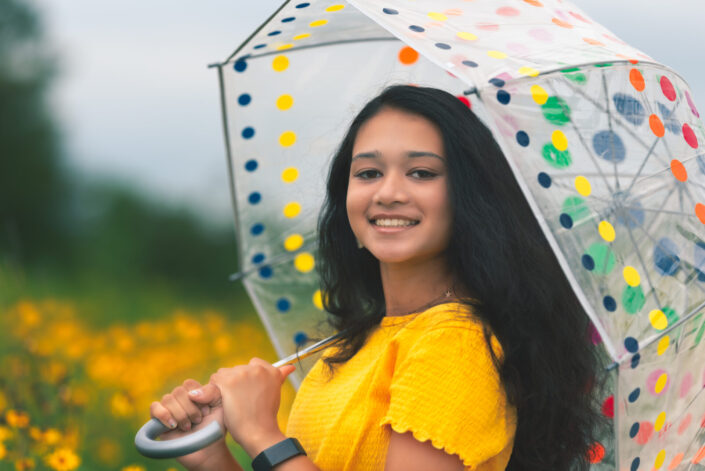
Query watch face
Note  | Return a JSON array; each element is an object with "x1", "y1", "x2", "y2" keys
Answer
[{"x1": 252, "y1": 438, "x2": 306, "y2": 471}]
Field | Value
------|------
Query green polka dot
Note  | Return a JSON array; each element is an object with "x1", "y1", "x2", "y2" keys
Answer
[
  {"x1": 586, "y1": 243, "x2": 616, "y2": 274},
  {"x1": 564, "y1": 72, "x2": 586, "y2": 84},
  {"x1": 594, "y1": 63, "x2": 613, "y2": 68},
  {"x1": 662, "y1": 306, "x2": 679, "y2": 325},
  {"x1": 562, "y1": 196, "x2": 590, "y2": 223},
  {"x1": 542, "y1": 96, "x2": 571, "y2": 125},
  {"x1": 542, "y1": 143, "x2": 572, "y2": 168},
  {"x1": 622, "y1": 285, "x2": 645, "y2": 314},
  {"x1": 561, "y1": 67, "x2": 580, "y2": 73}
]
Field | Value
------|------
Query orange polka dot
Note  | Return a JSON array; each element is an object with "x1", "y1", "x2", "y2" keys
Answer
[
  {"x1": 668, "y1": 453, "x2": 684, "y2": 470},
  {"x1": 629, "y1": 59, "x2": 639, "y2": 64},
  {"x1": 398, "y1": 46, "x2": 419, "y2": 65},
  {"x1": 444, "y1": 8, "x2": 463, "y2": 16},
  {"x1": 693, "y1": 446, "x2": 705, "y2": 464},
  {"x1": 523, "y1": 0, "x2": 543, "y2": 5},
  {"x1": 696, "y1": 203, "x2": 705, "y2": 224},
  {"x1": 586, "y1": 442, "x2": 605, "y2": 463},
  {"x1": 630, "y1": 69, "x2": 645, "y2": 91},
  {"x1": 671, "y1": 159, "x2": 688, "y2": 182},
  {"x1": 552, "y1": 18, "x2": 573, "y2": 28},
  {"x1": 583, "y1": 37, "x2": 605, "y2": 46},
  {"x1": 650, "y1": 114, "x2": 665, "y2": 137}
]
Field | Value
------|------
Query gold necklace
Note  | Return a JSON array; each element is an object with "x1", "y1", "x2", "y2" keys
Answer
[{"x1": 385, "y1": 289, "x2": 453, "y2": 317}]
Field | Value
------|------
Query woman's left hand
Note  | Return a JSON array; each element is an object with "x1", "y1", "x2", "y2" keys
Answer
[{"x1": 189, "y1": 358, "x2": 296, "y2": 457}]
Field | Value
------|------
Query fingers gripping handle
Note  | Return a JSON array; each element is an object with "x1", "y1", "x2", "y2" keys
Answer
[{"x1": 134, "y1": 418, "x2": 223, "y2": 459}]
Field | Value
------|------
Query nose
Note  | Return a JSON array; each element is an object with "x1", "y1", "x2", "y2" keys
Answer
[{"x1": 373, "y1": 170, "x2": 409, "y2": 206}]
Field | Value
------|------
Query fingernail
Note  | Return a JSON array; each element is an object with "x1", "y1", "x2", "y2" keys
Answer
[
  {"x1": 189, "y1": 389, "x2": 202, "y2": 396},
  {"x1": 168, "y1": 420, "x2": 177, "y2": 429}
]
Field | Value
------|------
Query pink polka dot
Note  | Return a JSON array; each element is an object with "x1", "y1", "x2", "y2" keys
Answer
[
  {"x1": 647, "y1": 369, "x2": 670, "y2": 395},
  {"x1": 569, "y1": 11, "x2": 591, "y2": 23},
  {"x1": 680, "y1": 372, "x2": 694, "y2": 398},
  {"x1": 589, "y1": 323, "x2": 602, "y2": 345},
  {"x1": 603, "y1": 33, "x2": 626, "y2": 45},
  {"x1": 636, "y1": 421, "x2": 653, "y2": 445},
  {"x1": 683, "y1": 123, "x2": 699, "y2": 149},
  {"x1": 687, "y1": 90, "x2": 701, "y2": 117},
  {"x1": 496, "y1": 6, "x2": 520, "y2": 16},
  {"x1": 660, "y1": 76, "x2": 676, "y2": 101},
  {"x1": 476, "y1": 22, "x2": 500, "y2": 31},
  {"x1": 678, "y1": 414, "x2": 692, "y2": 435},
  {"x1": 507, "y1": 42, "x2": 530, "y2": 56},
  {"x1": 529, "y1": 28, "x2": 553, "y2": 42}
]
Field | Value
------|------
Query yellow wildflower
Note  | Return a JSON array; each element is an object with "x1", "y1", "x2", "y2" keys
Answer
[
  {"x1": 14, "y1": 458, "x2": 35, "y2": 470},
  {"x1": 110, "y1": 392, "x2": 133, "y2": 417},
  {"x1": 121, "y1": 465, "x2": 145, "y2": 471},
  {"x1": 0, "y1": 390, "x2": 7, "y2": 412},
  {"x1": 0, "y1": 442, "x2": 6, "y2": 459},
  {"x1": 5, "y1": 410, "x2": 29, "y2": 428},
  {"x1": 45, "y1": 448, "x2": 80, "y2": 471},
  {"x1": 41, "y1": 361, "x2": 67, "y2": 385},
  {"x1": 17, "y1": 301, "x2": 41, "y2": 328},
  {"x1": 29, "y1": 427, "x2": 43, "y2": 441},
  {"x1": 44, "y1": 428, "x2": 62, "y2": 445},
  {"x1": 0, "y1": 426, "x2": 12, "y2": 441}
]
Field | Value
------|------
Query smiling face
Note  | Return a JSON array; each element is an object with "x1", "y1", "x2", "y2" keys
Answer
[{"x1": 346, "y1": 107, "x2": 453, "y2": 267}]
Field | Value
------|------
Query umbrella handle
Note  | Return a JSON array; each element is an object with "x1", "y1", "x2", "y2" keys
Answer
[{"x1": 134, "y1": 418, "x2": 224, "y2": 459}]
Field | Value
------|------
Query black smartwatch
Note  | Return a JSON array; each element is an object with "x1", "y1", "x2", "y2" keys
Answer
[{"x1": 251, "y1": 437, "x2": 307, "y2": 471}]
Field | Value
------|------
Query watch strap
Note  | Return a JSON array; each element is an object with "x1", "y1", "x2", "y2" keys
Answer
[{"x1": 251, "y1": 437, "x2": 306, "y2": 471}]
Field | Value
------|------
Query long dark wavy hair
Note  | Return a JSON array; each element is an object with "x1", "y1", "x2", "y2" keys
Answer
[{"x1": 316, "y1": 85, "x2": 606, "y2": 470}]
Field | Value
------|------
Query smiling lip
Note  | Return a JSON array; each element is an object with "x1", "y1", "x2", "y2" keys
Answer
[{"x1": 368, "y1": 215, "x2": 420, "y2": 232}]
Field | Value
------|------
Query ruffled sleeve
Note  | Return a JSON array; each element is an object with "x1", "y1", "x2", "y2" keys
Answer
[{"x1": 380, "y1": 322, "x2": 515, "y2": 468}]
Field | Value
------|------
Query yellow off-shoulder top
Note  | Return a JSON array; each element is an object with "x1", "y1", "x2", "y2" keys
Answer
[{"x1": 285, "y1": 302, "x2": 516, "y2": 470}]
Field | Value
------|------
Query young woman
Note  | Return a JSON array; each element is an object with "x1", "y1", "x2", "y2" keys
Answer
[{"x1": 150, "y1": 85, "x2": 605, "y2": 470}]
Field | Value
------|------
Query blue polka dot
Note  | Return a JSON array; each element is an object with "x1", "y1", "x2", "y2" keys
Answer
[
  {"x1": 462, "y1": 60, "x2": 478, "y2": 68},
  {"x1": 281, "y1": 17, "x2": 295, "y2": 23},
  {"x1": 631, "y1": 353, "x2": 641, "y2": 368},
  {"x1": 629, "y1": 422, "x2": 640, "y2": 438},
  {"x1": 559, "y1": 213, "x2": 573, "y2": 229},
  {"x1": 252, "y1": 253, "x2": 265, "y2": 264},
  {"x1": 251, "y1": 223, "x2": 264, "y2": 235},
  {"x1": 497, "y1": 89, "x2": 511, "y2": 105},
  {"x1": 516, "y1": 131, "x2": 530, "y2": 147},
  {"x1": 267, "y1": 30, "x2": 281, "y2": 36},
  {"x1": 382, "y1": 8, "x2": 398, "y2": 14},
  {"x1": 537, "y1": 172, "x2": 551, "y2": 188},
  {"x1": 276, "y1": 298, "x2": 291, "y2": 312},
  {"x1": 241, "y1": 127, "x2": 255, "y2": 139},
  {"x1": 259, "y1": 265, "x2": 273, "y2": 278},
  {"x1": 628, "y1": 387, "x2": 640, "y2": 402},
  {"x1": 294, "y1": 331, "x2": 308, "y2": 345},
  {"x1": 245, "y1": 159, "x2": 258, "y2": 172},
  {"x1": 253, "y1": 44, "x2": 266, "y2": 50},
  {"x1": 592, "y1": 130, "x2": 626, "y2": 163},
  {"x1": 234, "y1": 60, "x2": 247, "y2": 72},
  {"x1": 612, "y1": 93, "x2": 645, "y2": 126},
  {"x1": 238, "y1": 93, "x2": 251, "y2": 106},
  {"x1": 248, "y1": 192, "x2": 261, "y2": 204},
  {"x1": 582, "y1": 254, "x2": 595, "y2": 271},
  {"x1": 624, "y1": 337, "x2": 639, "y2": 353},
  {"x1": 603, "y1": 296, "x2": 616, "y2": 312},
  {"x1": 657, "y1": 102, "x2": 681, "y2": 134},
  {"x1": 489, "y1": 77, "x2": 505, "y2": 87},
  {"x1": 654, "y1": 237, "x2": 680, "y2": 276},
  {"x1": 409, "y1": 25, "x2": 425, "y2": 32},
  {"x1": 435, "y1": 42, "x2": 451, "y2": 50},
  {"x1": 295, "y1": 2, "x2": 310, "y2": 7},
  {"x1": 630, "y1": 457, "x2": 640, "y2": 471}
]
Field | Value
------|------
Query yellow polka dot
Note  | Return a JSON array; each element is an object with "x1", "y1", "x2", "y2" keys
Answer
[
  {"x1": 456, "y1": 31, "x2": 477, "y2": 41},
  {"x1": 654, "y1": 449, "x2": 666, "y2": 469},
  {"x1": 293, "y1": 33, "x2": 310, "y2": 41},
  {"x1": 284, "y1": 234, "x2": 303, "y2": 252},
  {"x1": 487, "y1": 50, "x2": 508, "y2": 59},
  {"x1": 530, "y1": 85, "x2": 548, "y2": 105},
  {"x1": 281, "y1": 167, "x2": 298, "y2": 183},
  {"x1": 655, "y1": 373, "x2": 668, "y2": 394},
  {"x1": 649, "y1": 309, "x2": 668, "y2": 330},
  {"x1": 552, "y1": 130, "x2": 568, "y2": 151},
  {"x1": 598, "y1": 221, "x2": 615, "y2": 242},
  {"x1": 428, "y1": 12, "x2": 448, "y2": 21},
  {"x1": 283, "y1": 202, "x2": 301, "y2": 218},
  {"x1": 309, "y1": 19, "x2": 328, "y2": 27},
  {"x1": 279, "y1": 131, "x2": 296, "y2": 147},
  {"x1": 272, "y1": 55, "x2": 289, "y2": 72},
  {"x1": 657, "y1": 335, "x2": 669, "y2": 355},
  {"x1": 312, "y1": 290, "x2": 323, "y2": 310},
  {"x1": 654, "y1": 411, "x2": 666, "y2": 431},
  {"x1": 574, "y1": 176, "x2": 591, "y2": 196},
  {"x1": 623, "y1": 266, "x2": 640, "y2": 286},
  {"x1": 294, "y1": 253, "x2": 315, "y2": 273},
  {"x1": 519, "y1": 66, "x2": 540, "y2": 77},
  {"x1": 326, "y1": 4, "x2": 344, "y2": 12},
  {"x1": 276, "y1": 94, "x2": 294, "y2": 110},
  {"x1": 276, "y1": 44, "x2": 293, "y2": 51}
]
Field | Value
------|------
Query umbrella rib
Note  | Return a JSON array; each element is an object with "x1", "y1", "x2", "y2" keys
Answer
[
  {"x1": 621, "y1": 205, "x2": 697, "y2": 218},
  {"x1": 228, "y1": 241, "x2": 319, "y2": 281},
  {"x1": 602, "y1": 72, "x2": 621, "y2": 192},
  {"x1": 622, "y1": 211, "x2": 663, "y2": 308}
]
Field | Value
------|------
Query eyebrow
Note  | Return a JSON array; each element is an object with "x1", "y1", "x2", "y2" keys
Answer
[{"x1": 351, "y1": 151, "x2": 445, "y2": 161}]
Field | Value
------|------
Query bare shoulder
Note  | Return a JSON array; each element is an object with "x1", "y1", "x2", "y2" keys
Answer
[{"x1": 384, "y1": 426, "x2": 465, "y2": 471}]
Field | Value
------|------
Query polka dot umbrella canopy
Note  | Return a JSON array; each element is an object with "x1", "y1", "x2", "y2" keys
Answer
[{"x1": 215, "y1": 1, "x2": 705, "y2": 468}]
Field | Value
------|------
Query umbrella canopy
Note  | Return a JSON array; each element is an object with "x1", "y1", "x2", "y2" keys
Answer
[{"x1": 214, "y1": 1, "x2": 705, "y2": 469}]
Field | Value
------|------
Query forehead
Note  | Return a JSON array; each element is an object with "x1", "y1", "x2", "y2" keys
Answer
[{"x1": 352, "y1": 108, "x2": 444, "y2": 154}]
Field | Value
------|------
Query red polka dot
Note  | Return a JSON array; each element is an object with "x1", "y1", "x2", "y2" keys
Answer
[
  {"x1": 456, "y1": 95, "x2": 471, "y2": 108},
  {"x1": 630, "y1": 69, "x2": 645, "y2": 91},
  {"x1": 696, "y1": 203, "x2": 705, "y2": 224},
  {"x1": 601, "y1": 395, "x2": 614, "y2": 418},
  {"x1": 678, "y1": 414, "x2": 692, "y2": 435},
  {"x1": 650, "y1": 114, "x2": 665, "y2": 137},
  {"x1": 398, "y1": 46, "x2": 419, "y2": 65},
  {"x1": 683, "y1": 123, "x2": 698, "y2": 148},
  {"x1": 694, "y1": 446, "x2": 705, "y2": 464},
  {"x1": 476, "y1": 22, "x2": 499, "y2": 31},
  {"x1": 586, "y1": 442, "x2": 605, "y2": 463},
  {"x1": 636, "y1": 421, "x2": 654, "y2": 445},
  {"x1": 660, "y1": 76, "x2": 677, "y2": 101},
  {"x1": 496, "y1": 6, "x2": 520, "y2": 16},
  {"x1": 671, "y1": 159, "x2": 688, "y2": 182}
]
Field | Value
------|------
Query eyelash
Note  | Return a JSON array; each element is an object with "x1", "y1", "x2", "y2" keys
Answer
[{"x1": 353, "y1": 169, "x2": 438, "y2": 180}]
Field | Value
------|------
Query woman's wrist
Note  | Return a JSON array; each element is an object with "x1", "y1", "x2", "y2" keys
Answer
[{"x1": 240, "y1": 428, "x2": 288, "y2": 459}]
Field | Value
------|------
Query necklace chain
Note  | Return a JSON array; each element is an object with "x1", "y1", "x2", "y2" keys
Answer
[{"x1": 385, "y1": 289, "x2": 453, "y2": 317}]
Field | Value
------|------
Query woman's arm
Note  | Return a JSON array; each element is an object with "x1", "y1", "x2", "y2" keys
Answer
[{"x1": 384, "y1": 427, "x2": 465, "y2": 471}]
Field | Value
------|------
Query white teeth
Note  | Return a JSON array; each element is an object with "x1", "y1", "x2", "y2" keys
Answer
[{"x1": 372, "y1": 219, "x2": 418, "y2": 227}]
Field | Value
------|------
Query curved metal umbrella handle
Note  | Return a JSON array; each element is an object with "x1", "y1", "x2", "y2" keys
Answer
[{"x1": 135, "y1": 418, "x2": 224, "y2": 459}]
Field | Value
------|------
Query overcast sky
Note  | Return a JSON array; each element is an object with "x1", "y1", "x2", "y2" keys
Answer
[{"x1": 36, "y1": 0, "x2": 705, "y2": 223}]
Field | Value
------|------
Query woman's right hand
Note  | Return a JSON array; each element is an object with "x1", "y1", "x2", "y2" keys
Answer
[{"x1": 149, "y1": 379, "x2": 229, "y2": 470}]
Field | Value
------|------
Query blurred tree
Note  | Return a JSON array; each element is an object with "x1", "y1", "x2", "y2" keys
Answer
[{"x1": 0, "y1": 0, "x2": 70, "y2": 267}]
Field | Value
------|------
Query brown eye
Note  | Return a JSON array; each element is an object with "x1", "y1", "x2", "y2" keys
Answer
[
  {"x1": 409, "y1": 169, "x2": 437, "y2": 179},
  {"x1": 355, "y1": 169, "x2": 382, "y2": 180}
]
